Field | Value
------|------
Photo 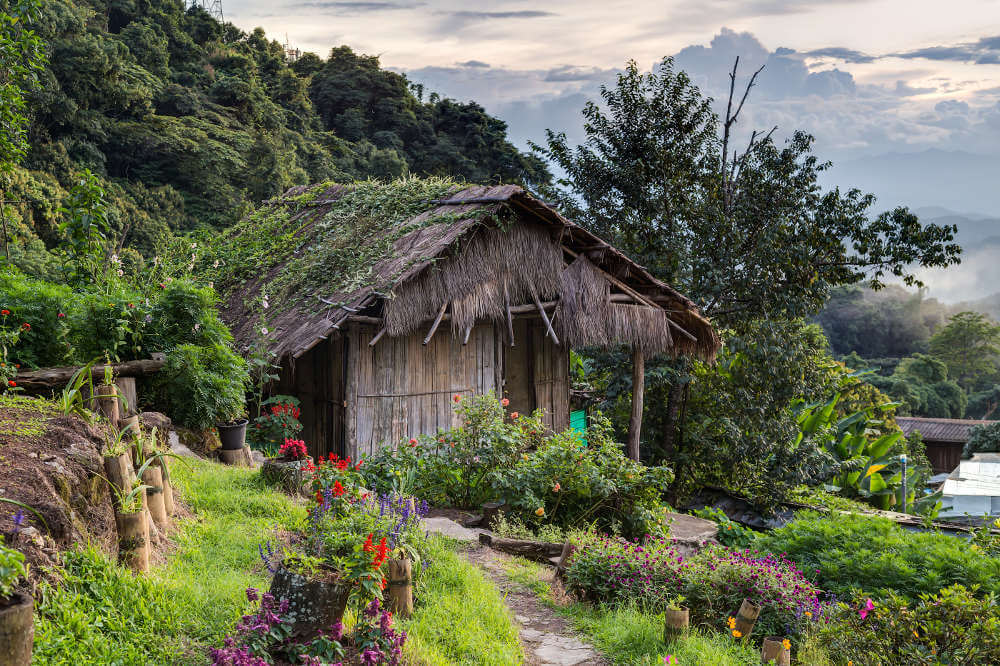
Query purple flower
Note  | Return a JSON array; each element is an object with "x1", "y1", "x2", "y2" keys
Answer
[
  {"x1": 11, "y1": 509, "x2": 24, "y2": 534},
  {"x1": 245, "y1": 587, "x2": 259, "y2": 603}
]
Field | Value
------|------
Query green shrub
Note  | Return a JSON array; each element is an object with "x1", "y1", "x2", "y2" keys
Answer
[
  {"x1": 817, "y1": 584, "x2": 1000, "y2": 666},
  {"x1": 146, "y1": 280, "x2": 234, "y2": 352},
  {"x1": 0, "y1": 271, "x2": 76, "y2": 367},
  {"x1": 963, "y1": 421, "x2": 1000, "y2": 459},
  {"x1": 362, "y1": 393, "x2": 542, "y2": 508},
  {"x1": 0, "y1": 537, "x2": 26, "y2": 598},
  {"x1": 757, "y1": 511, "x2": 1000, "y2": 602},
  {"x1": 490, "y1": 414, "x2": 673, "y2": 537},
  {"x1": 151, "y1": 343, "x2": 249, "y2": 429}
]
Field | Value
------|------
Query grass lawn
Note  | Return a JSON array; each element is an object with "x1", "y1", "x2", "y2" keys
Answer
[
  {"x1": 501, "y1": 557, "x2": 831, "y2": 666},
  {"x1": 32, "y1": 458, "x2": 522, "y2": 665}
]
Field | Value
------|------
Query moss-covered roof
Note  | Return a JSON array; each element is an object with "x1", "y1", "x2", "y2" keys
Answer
[{"x1": 209, "y1": 178, "x2": 719, "y2": 361}]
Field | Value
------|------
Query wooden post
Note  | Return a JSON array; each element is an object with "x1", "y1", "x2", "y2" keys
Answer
[
  {"x1": 141, "y1": 466, "x2": 169, "y2": 530},
  {"x1": 734, "y1": 599, "x2": 762, "y2": 638},
  {"x1": 503, "y1": 283, "x2": 515, "y2": 347},
  {"x1": 387, "y1": 557, "x2": 414, "y2": 618},
  {"x1": 760, "y1": 637, "x2": 790, "y2": 665},
  {"x1": 423, "y1": 302, "x2": 448, "y2": 345},
  {"x1": 115, "y1": 510, "x2": 150, "y2": 573},
  {"x1": 627, "y1": 346, "x2": 644, "y2": 461},
  {"x1": 531, "y1": 289, "x2": 559, "y2": 345}
]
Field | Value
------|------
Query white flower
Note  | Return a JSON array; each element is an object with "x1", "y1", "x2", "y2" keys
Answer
[
  {"x1": 153, "y1": 256, "x2": 160, "y2": 266},
  {"x1": 194, "y1": 323, "x2": 201, "y2": 331},
  {"x1": 261, "y1": 327, "x2": 269, "y2": 335},
  {"x1": 212, "y1": 260, "x2": 220, "y2": 268},
  {"x1": 191, "y1": 253, "x2": 196, "y2": 262},
  {"x1": 208, "y1": 281, "x2": 214, "y2": 289},
  {"x1": 111, "y1": 253, "x2": 120, "y2": 264},
  {"x1": 261, "y1": 298, "x2": 269, "y2": 310},
  {"x1": 117, "y1": 269, "x2": 124, "y2": 277},
  {"x1": 191, "y1": 242, "x2": 197, "y2": 249}
]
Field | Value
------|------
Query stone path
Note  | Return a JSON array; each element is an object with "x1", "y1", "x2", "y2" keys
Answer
[{"x1": 423, "y1": 517, "x2": 606, "y2": 666}]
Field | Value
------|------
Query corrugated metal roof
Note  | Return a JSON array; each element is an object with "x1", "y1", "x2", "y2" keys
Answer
[{"x1": 896, "y1": 416, "x2": 997, "y2": 443}]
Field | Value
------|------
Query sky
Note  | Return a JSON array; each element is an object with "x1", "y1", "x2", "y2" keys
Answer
[{"x1": 221, "y1": 0, "x2": 1000, "y2": 300}]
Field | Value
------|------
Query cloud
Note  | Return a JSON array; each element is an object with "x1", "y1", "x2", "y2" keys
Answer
[
  {"x1": 290, "y1": 1, "x2": 421, "y2": 11},
  {"x1": 893, "y1": 80, "x2": 936, "y2": 96},
  {"x1": 892, "y1": 35, "x2": 1000, "y2": 64},
  {"x1": 805, "y1": 47, "x2": 875, "y2": 64},
  {"x1": 445, "y1": 10, "x2": 555, "y2": 20},
  {"x1": 456, "y1": 59, "x2": 490, "y2": 68},
  {"x1": 543, "y1": 65, "x2": 618, "y2": 82}
]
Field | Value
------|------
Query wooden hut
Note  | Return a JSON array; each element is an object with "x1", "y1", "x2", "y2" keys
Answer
[
  {"x1": 221, "y1": 181, "x2": 719, "y2": 460},
  {"x1": 897, "y1": 416, "x2": 998, "y2": 474}
]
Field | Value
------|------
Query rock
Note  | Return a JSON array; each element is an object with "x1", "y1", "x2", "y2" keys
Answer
[{"x1": 421, "y1": 517, "x2": 485, "y2": 542}]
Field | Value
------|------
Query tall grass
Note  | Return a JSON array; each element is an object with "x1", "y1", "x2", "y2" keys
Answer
[{"x1": 33, "y1": 459, "x2": 523, "y2": 665}]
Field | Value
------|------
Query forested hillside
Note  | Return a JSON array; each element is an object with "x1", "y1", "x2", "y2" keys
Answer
[{"x1": 7, "y1": 0, "x2": 547, "y2": 275}]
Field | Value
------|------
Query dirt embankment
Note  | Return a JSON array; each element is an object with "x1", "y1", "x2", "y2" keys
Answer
[{"x1": 0, "y1": 395, "x2": 116, "y2": 580}]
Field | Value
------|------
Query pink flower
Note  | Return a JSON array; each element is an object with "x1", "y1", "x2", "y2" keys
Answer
[
  {"x1": 501, "y1": 398, "x2": 510, "y2": 407},
  {"x1": 859, "y1": 598, "x2": 874, "y2": 620}
]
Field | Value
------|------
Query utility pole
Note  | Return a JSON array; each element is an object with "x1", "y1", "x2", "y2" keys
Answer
[{"x1": 900, "y1": 454, "x2": 908, "y2": 514}]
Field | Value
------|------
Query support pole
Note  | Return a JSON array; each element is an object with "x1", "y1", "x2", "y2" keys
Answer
[
  {"x1": 627, "y1": 346, "x2": 644, "y2": 462},
  {"x1": 423, "y1": 302, "x2": 448, "y2": 346},
  {"x1": 532, "y1": 288, "x2": 560, "y2": 346},
  {"x1": 368, "y1": 327, "x2": 387, "y2": 347},
  {"x1": 504, "y1": 283, "x2": 515, "y2": 347}
]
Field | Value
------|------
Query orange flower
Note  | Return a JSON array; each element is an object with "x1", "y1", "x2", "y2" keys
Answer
[
  {"x1": 552, "y1": 482, "x2": 561, "y2": 492},
  {"x1": 510, "y1": 412, "x2": 519, "y2": 419},
  {"x1": 727, "y1": 617, "x2": 736, "y2": 629},
  {"x1": 781, "y1": 639, "x2": 791, "y2": 650},
  {"x1": 535, "y1": 507, "x2": 545, "y2": 516},
  {"x1": 731, "y1": 630, "x2": 742, "y2": 639},
  {"x1": 501, "y1": 398, "x2": 510, "y2": 407}
]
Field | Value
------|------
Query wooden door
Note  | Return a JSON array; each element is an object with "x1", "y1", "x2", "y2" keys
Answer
[{"x1": 531, "y1": 321, "x2": 570, "y2": 432}]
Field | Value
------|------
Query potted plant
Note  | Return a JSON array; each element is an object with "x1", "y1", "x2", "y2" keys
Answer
[
  {"x1": 261, "y1": 438, "x2": 312, "y2": 495},
  {"x1": 663, "y1": 594, "x2": 689, "y2": 642},
  {"x1": 113, "y1": 479, "x2": 152, "y2": 573},
  {"x1": 218, "y1": 406, "x2": 250, "y2": 451},
  {"x1": 93, "y1": 356, "x2": 120, "y2": 424},
  {"x1": 0, "y1": 538, "x2": 32, "y2": 665},
  {"x1": 268, "y1": 554, "x2": 351, "y2": 640}
]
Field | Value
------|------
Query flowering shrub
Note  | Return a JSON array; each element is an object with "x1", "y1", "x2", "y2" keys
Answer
[
  {"x1": 362, "y1": 393, "x2": 542, "y2": 508},
  {"x1": 309, "y1": 454, "x2": 367, "y2": 518},
  {"x1": 490, "y1": 414, "x2": 673, "y2": 537},
  {"x1": 279, "y1": 438, "x2": 308, "y2": 460},
  {"x1": 563, "y1": 536, "x2": 826, "y2": 641},
  {"x1": 563, "y1": 531, "x2": 687, "y2": 609},
  {"x1": 250, "y1": 395, "x2": 303, "y2": 456},
  {"x1": 0, "y1": 311, "x2": 29, "y2": 391},
  {"x1": 816, "y1": 585, "x2": 1000, "y2": 665},
  {"x1": 681, "y1": 546, "x2": 827, "y2": 639},
  {"x1": 210, "y1": 587, "x2": 345, "y2": 665}
]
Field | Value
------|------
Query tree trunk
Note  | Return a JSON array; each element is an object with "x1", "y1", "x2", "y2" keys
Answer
[
  {"x1": 661, "y1": 381, "x2": 685, "y2": 460},
  {"x1": 16, "y1": 359, "x2": 165, "y2": 392},
  {"x1": 627, "y1": 347, "x2": 644, "y2": 462}
]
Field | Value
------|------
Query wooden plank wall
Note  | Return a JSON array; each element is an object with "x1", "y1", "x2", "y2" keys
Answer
[
  {"x1": 348, "y1": 322, "x2": 504, "y2": 458},
  {"x1": 532, "y1": 322, "x2": 570, "y2": 431}
]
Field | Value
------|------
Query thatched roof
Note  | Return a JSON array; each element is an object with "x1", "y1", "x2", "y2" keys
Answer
[
  {"x1": 218, "y1": 180, "x2": 720, "y2": 362},
  {"x1": 897, "y1": 417, "x2": 996, "y2": 444}
]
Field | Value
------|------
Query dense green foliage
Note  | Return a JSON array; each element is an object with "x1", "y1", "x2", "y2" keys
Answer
[
  {"x1": 534, "y1": 59, "x2": 958, "y2": 509},
  {"x1": 817, "y1": 585, "x2": 1000, "y2": 666},
  {"x1": 362, "y1": 394, "x2": 674, "y2": 538},
  {"x1": 7, "y1": 0, "x2": 546, "y2": 277},
  {"x1": 757, "y1": 512, "x2": 1000, "y2": 602},
  {"x1": 0, "y1": 271, "x2": 246, "y2": 427},
  {"x1": 963, "y1": 421, "x2": 1000, "y2": 458}
]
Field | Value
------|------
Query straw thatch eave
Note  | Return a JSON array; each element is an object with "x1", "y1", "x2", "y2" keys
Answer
[{"x1": 220, "y1": 182, "x2": 720, "y2": 363}]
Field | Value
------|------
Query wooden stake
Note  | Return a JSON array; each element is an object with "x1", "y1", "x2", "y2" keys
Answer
[
  {"x1": 627, "y1": 346, "x2": 644, "y2": 461},
  {"x1": 387, "y1": 558, "x2": 414, "y2": 618},
  {"x1": 462, "y1": 325, "x2": 472, "y2": 346},
  {"x1": 369, "y1": 327, "x2": 387, "y2": 347},
  {"x1": 532, "y1": 288, "x2": 559, "y2": 346},
  {"x1": 141, "y1": 466, "x2": 169, "y2": 531},
  {"x1": 503, "y1": 283, "x2": 515, "y2": 347},
  {"x1": 423, "y1": 302, "x2": 448, "y2": 345}
]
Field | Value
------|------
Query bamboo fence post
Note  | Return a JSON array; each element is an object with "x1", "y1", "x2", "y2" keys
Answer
[
  {"x1": 760, "y1": 637, "x2": 790, "y2": 665},
  {"x1": 387, "y1": 557, "x2": 414, "y2": 618},
  {"x1": 141, "y1": 466, "x2": 169, "y2": 530},
  {"x1": 734, "y1": 599, "x2": 762, "y2": 638},
  {"x1": 115, "y1": 510, "x2": 149, "y2": 573},
  {"x1": 627, "y1": 346, "x2": 644, "y2": 461}
]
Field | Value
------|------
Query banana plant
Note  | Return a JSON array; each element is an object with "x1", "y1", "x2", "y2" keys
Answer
[{"x1": 794, "y1": 390, "x2": 908, "y2": 511}]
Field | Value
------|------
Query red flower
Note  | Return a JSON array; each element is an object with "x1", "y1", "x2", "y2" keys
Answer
[
  {"x1": 57, "y1": 312, "x2": 66, "y2": 318},
  {"x1": 363, "y1": 533, "x2": 375, "y2": 554},
  {"x1": 21, "y1": 323, "x2": 29, "y2": 330},
  {"x1": 7, "y1": 380, "x2": 15, "y2": 387},
  {"x1": 510, "y1": 411, "x2": 519, "y2": 419},
  {"x1": 128, "y1": 303, "x2": 135, "y2": 309},
  {"x1": 409, "y1": 437, "x2": 417, "y2": 447},
  {"x1": 501, "y1": 398, "x2": 510, "y2": 407},
  {"x1": 453, "y1": 394, "x2": 461, "y2": 403},
  {"x1": 0, "y1": 310, "x2": 8, "y2": 316},
  {"x1": 332, "y1": 481, "x2": 345, "y2": 497}
]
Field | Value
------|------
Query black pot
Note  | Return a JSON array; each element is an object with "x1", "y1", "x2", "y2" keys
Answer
[
  {"x1": 217, "y1": 419, "x2": 249, "y2": 450},
  {"x1": 0, "y1": 592, "x2": 34, "y2": 666}
]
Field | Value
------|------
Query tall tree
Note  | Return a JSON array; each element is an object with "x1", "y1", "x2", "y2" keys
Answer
[
  {"x1": 534, "y1": 57, "x2": 961, "y2": 501},
  {"x1": 929, "y1": 311, "x2": 1000, "y2": 390},
  {"x1": 534, "y1": 57, "x2": 960, "y2": 327}
]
